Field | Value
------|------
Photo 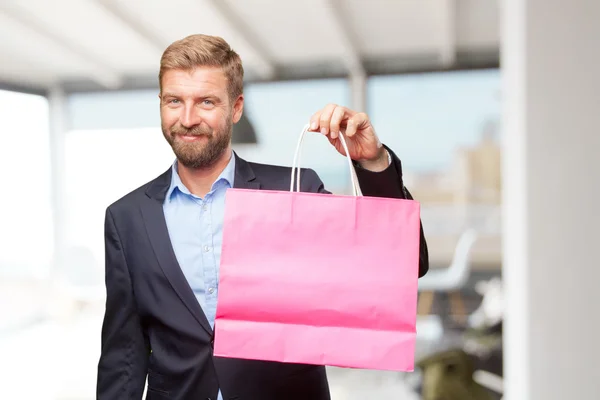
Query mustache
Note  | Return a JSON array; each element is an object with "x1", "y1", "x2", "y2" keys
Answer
[{"x1": 170, "y1": 125, "x2": 212, "y2": 137}]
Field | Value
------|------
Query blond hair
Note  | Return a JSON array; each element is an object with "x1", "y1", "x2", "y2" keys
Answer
[{"x1": 159, "y1": 34, "x2": 244, "y2": 100}]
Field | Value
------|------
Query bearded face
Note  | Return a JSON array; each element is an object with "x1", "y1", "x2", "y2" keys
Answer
[
  {"x1": 162, "y1": 115, "x2": 232, "y2": 169},
  {"x1": 159, "y1": 67, "x2": 242, "y2": 170}
]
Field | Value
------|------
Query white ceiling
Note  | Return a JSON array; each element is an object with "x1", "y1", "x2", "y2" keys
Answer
[{"x1": 0, "y1": 0, "x2": 499, "y2": 93}]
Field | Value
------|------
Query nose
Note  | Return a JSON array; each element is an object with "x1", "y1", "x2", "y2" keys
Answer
[{"x1": 180, "y1": 104, "x2": 202, "y2": 128}]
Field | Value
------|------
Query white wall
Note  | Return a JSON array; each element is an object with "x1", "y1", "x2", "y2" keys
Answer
[{"x1": 502, "y1": 1, "x2": 600, "y2": 398}]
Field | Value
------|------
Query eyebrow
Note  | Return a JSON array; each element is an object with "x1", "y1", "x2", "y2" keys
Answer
[
  {"x1": 161, "y1": 92, "x2": 181, "y2": 99},
  {"x1": 161, "y1": 92, "x2": 222, "y2": 101}
]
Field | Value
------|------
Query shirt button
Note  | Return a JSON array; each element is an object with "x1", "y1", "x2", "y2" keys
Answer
[
  {"x1": 203, "y1": 204, "x2": 208, "y2": 211},
  {"x1": 204, "y1": 246, "x2": 211, "y2": 252},
  {"x1": 208, "y1": 287, "x2": 214, "y2": 294}
]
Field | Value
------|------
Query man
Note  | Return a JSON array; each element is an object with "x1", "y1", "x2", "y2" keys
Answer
[{"x1": 97, "y1": 34, "x2": 428, "y2": 400}]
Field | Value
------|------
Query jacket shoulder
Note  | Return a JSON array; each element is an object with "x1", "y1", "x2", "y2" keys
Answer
[
  {"x1": 247, "y1": 161, "x2": 292, "y2": 176},
  {"x1": 247, "y1": 161, "x2": 319, "y2": 178},
  {"x1": 247, "y1": 161, "x2": 322, "y2": 191}
]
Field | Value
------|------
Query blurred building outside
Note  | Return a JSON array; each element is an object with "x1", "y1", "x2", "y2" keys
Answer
[{"x1": 406, "y1": 118, "x2": 502, "y2": 270}]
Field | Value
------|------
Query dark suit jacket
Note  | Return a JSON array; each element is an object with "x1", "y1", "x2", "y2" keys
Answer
[{"x1": 97, "y1": 148, "x2": 428, "y2": 400}]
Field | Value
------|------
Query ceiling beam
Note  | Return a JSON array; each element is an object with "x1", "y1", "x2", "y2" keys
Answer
[
  {"x1": 203, "y1": 0, "x2": 276, "y2": 80},
  {"x1": 58, "y1": 50, "x2": 500, "y2": 94},
  {"x1": 439, "y1": 0, "x2": 457, "y2": 67},
  {"x1": 94, "y1": 0, "x2": 169, "y2": 53},
  {"x1": 0, "y1": 80, "x2": 47, "y2": 96},
  {"x1": 322, "y1": 0, "x2": 365, "y2": 76},
  {"x1": 321, "y1": 0, "x2": 366, "y2": 110},
  {"x1": 0, "y1": 1, "x2": 123, "y2": 89}
]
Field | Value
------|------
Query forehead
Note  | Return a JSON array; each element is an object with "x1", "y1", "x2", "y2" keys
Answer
[{"x1": 161, "y1": 67, "x2": 228, "y2": 96}]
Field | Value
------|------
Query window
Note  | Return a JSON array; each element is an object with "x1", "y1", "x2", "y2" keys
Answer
[
  {"x1": 64, "y1": 127, "x2": 173, "y2": 268},
  {"x1": 0, "y1": 90, "x2": 52, "y2": 278},
  {"x1": 237, "y1": 78, "x2": 352, "y2": 194},
  {"x1": 368, "y1": 69, "x2": 502, "y2": 267}
]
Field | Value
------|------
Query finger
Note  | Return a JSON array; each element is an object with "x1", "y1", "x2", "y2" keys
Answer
[
  {"x1": 309, "y1": 110, "x2": 321, "y2": 131},
  {"x1": 319, "y1": 103, "x2": 337, "y2": 136},
  {"x1": 329, "y1": 106, "x2": 346, "y2": 139},
  {"x1": 346, "y1": 112, "x2": 369, "y2": 137}
]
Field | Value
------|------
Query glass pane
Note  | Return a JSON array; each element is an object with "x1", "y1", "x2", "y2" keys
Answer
[
  {"x1": 236, "y1": 79, "x2": 352, "y2": 194},
  {"x1": 0, "y1": 90, "x2": 52, "y2": 278},
  {"x1": 64, "y1": 127, "x2": 174, "y2": 266},
  {"x1": 369, "y1": 69, "x2": 502, "y2": 259},
  {"x1": 0, "y1": 90, "x2": 54, "y2": 399}
]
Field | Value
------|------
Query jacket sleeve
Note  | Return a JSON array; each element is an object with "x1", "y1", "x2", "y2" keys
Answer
[
  {"x1": 97, "y1": 207, "x2": 149, "y2": 399},
  {"x1": 307, "y1": 145, "x2": 429, "y2": 278}
]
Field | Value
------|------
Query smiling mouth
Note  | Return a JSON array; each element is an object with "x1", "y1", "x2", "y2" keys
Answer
[{"x1": 177, "y1": 134, "x2": 209, "y2": 141}]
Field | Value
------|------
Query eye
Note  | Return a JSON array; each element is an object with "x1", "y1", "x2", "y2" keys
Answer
[
  {"x1": 203, "y1": 99, "x2": 214, "y2": 106},
  {"x1": 167, "y1": 99, "x2": 180, "y2": 105}
]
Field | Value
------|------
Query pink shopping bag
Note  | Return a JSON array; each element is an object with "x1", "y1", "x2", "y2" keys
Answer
[{"x1": 214, "y1": 125, "x2": 421, "y2": 371}]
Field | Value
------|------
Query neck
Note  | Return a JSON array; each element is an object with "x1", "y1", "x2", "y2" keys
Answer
[{"x1": 177, "y1": 148, "x2": 233, "y2": 198}]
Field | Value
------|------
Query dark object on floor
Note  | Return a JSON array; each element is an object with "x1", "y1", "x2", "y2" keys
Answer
[{"x1": 416, "y1": 349, "x2": 496, "y2": 400}]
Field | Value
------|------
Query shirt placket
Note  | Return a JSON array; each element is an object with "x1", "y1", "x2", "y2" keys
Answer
[{"x1": 200, "y1": 194, "x2": 219, "y2": 328}]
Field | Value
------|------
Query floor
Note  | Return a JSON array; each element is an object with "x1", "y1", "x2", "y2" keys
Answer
[
  {"x1": 0, "y1": 310, "x2": 440, "y2": 400},
  {"x1": 0, "y1": 274, "x2": 497, "y2": 400},
  {"x1": 328, "y1": 367, "x2": 419, "y2": 400}
]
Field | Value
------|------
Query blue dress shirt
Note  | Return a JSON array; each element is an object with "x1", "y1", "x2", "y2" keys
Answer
[{"x1": 163, "y1": 155, "x2": 236, "y2": 400}]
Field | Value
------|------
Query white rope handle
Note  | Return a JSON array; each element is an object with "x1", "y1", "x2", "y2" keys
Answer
[{"x1": 290, "y1": 123, "x2": 363, "y2": 196}]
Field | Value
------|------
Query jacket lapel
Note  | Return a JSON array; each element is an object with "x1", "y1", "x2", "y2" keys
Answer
[
  {"x1": 233, "y1": 153, "x2": 261, "y2": 190},
  {"x1": 141, "y1": 168, "x2": 214, "y2": 336},
  {"x1": 140, "y1": 154, "x2": 260, "y2": 337}
]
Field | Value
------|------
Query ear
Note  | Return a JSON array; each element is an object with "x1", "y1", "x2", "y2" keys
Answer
[{"x1": 232, "y1": 94, "x2": 244, "y2": 124}]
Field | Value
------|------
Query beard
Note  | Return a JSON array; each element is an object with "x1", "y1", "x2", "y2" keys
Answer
[{"x1": 162, "y1": 118, "x2": 232, "y2": 169}]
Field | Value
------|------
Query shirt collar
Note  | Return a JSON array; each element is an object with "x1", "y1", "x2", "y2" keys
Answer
[{"x1": 166, "y1": 153, "x2": 236, "y2": 201}]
